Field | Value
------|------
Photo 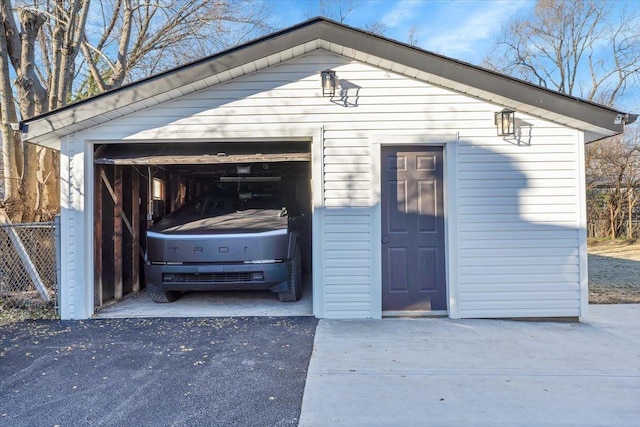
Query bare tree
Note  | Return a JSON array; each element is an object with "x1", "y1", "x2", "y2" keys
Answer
[
  {"x1": 485, "y1": 0, "x2": 640, "y2": 107},
  {"x1": 485, "y1": 0, "x2": 640, "y2": 240},
  {"x1": 407, "y1": 25, "x2": 418, "y2": 46},
  {"x1": 79, "y1": 0, "x2": 273, "y2": 93},
  {"x1": 586, "y1": 129, "x2": 640, "y2": 239},
  {"x1": 1, "y1": 3, "x2": 56, "y2": 222},
  {"x1": 317, "y1": 0, "x2": 355, "y2": 23},
  {"x1": 0, "y1": 0, "x2": 272, "y2": 222},
  {"x1": 362, "y1": 21, "x2": 387, "y2": 36},
  {"x1": 305, "y1": 0, "x2": 389, "y2": 38}
]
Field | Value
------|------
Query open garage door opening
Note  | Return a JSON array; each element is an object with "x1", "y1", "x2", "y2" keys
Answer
[{"x1": 93, "y1": 141, "x2": 312, "y2": 316}]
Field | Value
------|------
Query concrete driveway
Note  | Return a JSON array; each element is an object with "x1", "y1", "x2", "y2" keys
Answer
[
  {"x1": 299, "y1": 305, "x2": 640, "y2": 427},
  {"x1": 96, "y1": 275, "x2": 313, "y2": 318},
  {"x1": 2, "y1": 306, "x2": 638, "y2": 426}
]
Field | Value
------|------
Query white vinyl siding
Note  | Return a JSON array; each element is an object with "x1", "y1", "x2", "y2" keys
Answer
[
  {"x1": 59, "y1": 136, "x2": 93, "y2": 319},
  {"x1": 61, "y1": 48, "x2": 584, "y2": 319},
  {"x1": 455, "y1": 132, "x2": 582, "y2": 318}
]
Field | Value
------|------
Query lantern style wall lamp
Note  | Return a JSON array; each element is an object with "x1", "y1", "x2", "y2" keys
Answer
[
  {"x1": 321, "y1": 69, "x2": 337, "y2": 97},
  {"x1": 495, "y1": 109, "x2": 516, "y2": 136}
]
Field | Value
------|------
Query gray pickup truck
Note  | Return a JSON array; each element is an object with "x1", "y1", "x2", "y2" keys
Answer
[{"x1": 144, "y1": 194, "x2": 303, "y2": 303}]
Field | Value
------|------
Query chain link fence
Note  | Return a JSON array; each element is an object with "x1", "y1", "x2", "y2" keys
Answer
[{"x1": 0, "y1": 220, "x2": 58, "y2": 310}]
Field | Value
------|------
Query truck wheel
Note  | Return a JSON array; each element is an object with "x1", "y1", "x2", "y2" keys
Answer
[
  {"x1": 148, "y1": 289, "x2": 180, "y2": 303},
  {"x1": 279, "y1": 245, "x2": 301, "y2": 302}
]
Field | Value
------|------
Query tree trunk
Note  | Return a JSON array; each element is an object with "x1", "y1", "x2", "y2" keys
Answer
[
  {"x1": 37, "y1": 147, "x2": 59, "y2": 219},
  {"x1": 609, "y1": 201, "x2": 616, "y2": 240},
  {"x1": 4, "y1": 0, "x2": 273, "y2": 222},
  {"x1": 0, "y1": 17, "x2": 22, "y2": 201},
  {"x1": 629, "y1": 188, "x2": 637, "y2": 240},
  {"x1": 20, "y1": 143, "x2": 38, "y2": 222},
  {"x1": 0, "y1": 127, "x2": 22, "y2": 201},
  {"x1": 12, "y1": 8, "x2": 47, "y2": 222}
]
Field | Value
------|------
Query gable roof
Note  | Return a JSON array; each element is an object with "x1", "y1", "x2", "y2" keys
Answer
[{"x1": 22, "y1": 17, "x2": 637, "y2": 148}]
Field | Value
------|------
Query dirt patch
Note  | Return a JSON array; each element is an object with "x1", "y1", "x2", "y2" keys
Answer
[
  {"x1": 588, "y1": 240, "x2": 640, "y2": 304},
  {"x1": 0, "y1": 290, "x2": 57, "y2": 327}
]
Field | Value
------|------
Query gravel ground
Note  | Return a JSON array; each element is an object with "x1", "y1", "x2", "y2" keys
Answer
[
  {"x1": 0, "y1": 317, "x2": 318, "y2": 427},
  {"x1": 588, "y1": 241, "x2": 640, "y2": 304}
]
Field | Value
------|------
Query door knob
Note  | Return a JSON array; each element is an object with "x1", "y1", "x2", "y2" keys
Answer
[{"x1": 382, "y1": 237, "x2": 388, "y2": 243}]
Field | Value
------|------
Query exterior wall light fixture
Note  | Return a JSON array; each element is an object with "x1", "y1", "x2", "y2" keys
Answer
[
  {"x1": 495, "y1": 109, "x2": 516, "y2": 136},
  {"x1": 321, "y1": 69, "x2": 337, "y2": 97}
]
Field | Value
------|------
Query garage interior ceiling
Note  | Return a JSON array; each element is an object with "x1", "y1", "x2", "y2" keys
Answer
[{"x1": 94, "y1": 142, "x2": 311, "y2": 165}]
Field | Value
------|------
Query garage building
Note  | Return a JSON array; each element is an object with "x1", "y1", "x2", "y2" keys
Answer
[{"x1": 21, "y1": 18, "x2": 636, "y2": 320}]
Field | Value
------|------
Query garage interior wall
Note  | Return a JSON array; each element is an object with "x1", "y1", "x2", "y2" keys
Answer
[{"x1": 94, "y1": 164, "x2": 144, "y2": 307}]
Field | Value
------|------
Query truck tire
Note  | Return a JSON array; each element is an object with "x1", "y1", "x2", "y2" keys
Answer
[
  {"x1": 148, "y1": 289, "x2": 180, "y2": 303},
  {"x1": 279, "y1": 245, "x2": 301, "y2": 302}
]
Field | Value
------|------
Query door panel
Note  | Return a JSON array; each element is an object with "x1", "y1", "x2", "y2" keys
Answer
[
  {"x1": 389, "y1": 248, "x2": 409, "y2": 292},
  {"x1": 389, "y1": 180, "x2": 407, "y2": 232},
  {"x1": 418, "y1": 180, "x2": 437, "y2": 231},
  {"x1": 382, "y1": 146, "x2": 446, "y2": 311},
  {"x1": 418, "y1": 247, "x2": 438, "y2": 291}
]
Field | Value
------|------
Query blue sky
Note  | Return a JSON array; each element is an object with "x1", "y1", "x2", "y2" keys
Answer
[
  {"x1": 269, "y1": 0, "x2": 535, "y2": 65},
  {"x1": 268, "y1": 0, "x2": 639, "y2": 112}
]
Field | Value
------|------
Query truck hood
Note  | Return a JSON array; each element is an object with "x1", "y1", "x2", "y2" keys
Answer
[{"x1": 150, "y1": 209, "x2": 288, "y2": 235}]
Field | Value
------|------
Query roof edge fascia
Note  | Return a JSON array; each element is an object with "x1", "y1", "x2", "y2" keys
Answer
[
  {"x1": 22, "y1": 18, "x2": 329, "y2": 142},
  {"x1": 23, "y1": 17, "x2": 631, "y2": 145},
  {"x1": 315, "y1": 21, "x2": 628, "y2": 136}
]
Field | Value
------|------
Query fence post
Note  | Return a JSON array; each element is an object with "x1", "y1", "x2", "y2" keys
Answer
[
  {"x1": 54, "y1": 214, "x2": 62, "y2": 314},
  {"x1": 0, "y1": 208, "x2": 51, "y2": 302}
]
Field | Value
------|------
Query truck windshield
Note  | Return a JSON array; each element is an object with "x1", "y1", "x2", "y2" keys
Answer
[{"x1": 166, "y1": 196, "x2": 236, "y2": 219}]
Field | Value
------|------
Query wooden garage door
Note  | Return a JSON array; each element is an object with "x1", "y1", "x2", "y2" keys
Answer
[{"x1": 381, "y1": 146, "x2": 446, "y2": 312}]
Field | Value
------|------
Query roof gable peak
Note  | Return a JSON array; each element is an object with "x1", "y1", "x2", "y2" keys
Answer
[{"x1": 22, "y1": 17, "x2": 633, "y2": 148}]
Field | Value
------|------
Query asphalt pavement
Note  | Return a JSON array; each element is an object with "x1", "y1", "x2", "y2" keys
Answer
[
  {"x1": 0, "y1": 317, "x2": 318, "y2": 427},
  {"x1": 2, "y1": 305, "x2": 639, "y2": 427}
]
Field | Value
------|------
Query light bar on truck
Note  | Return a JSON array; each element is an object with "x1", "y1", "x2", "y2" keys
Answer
[
  {"x1": 243, "y1": 259, "x2": 283, "y2": 264},
  {"x1": 219, "y1": 176, "x2": 281, "y2": 182}
]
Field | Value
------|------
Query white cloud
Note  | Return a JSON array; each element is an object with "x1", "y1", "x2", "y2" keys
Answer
[
  {"x1": 382, "y1": 0, "x2": 423, "y2": 28},
  {"x1": 419, "y1": 0, "x2": 527, "y2": 59}
]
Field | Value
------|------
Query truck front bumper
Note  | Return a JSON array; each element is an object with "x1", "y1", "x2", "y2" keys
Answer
[{"x1": 144, "y1": 261, "x2": 290, "y2": 293}]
